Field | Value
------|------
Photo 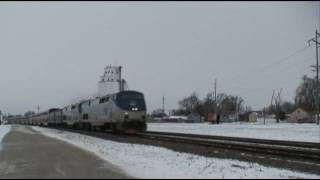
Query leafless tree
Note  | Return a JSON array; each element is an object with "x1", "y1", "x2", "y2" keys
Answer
[{"x1": 295, "y1": 75, "x2": 318, "y2": 112}]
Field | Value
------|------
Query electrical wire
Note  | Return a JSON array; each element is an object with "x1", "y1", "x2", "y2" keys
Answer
[
  {"x1": 226, "y1": 54, "x2": 314, "y2": 91},
  {"x1": 224, "y1": 45, "x2": 311, "y2": 87},
  {"x1": 234, "y1": 64, "x2": 311, "y2": 97}
]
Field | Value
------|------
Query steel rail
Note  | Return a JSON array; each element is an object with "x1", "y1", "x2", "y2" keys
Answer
[
  {"x1": 142, "y1": 131, "x2": 320, "y2": 149},
  {"x1": 136, "y1": 131, "x2": 320, "y2": 162}
]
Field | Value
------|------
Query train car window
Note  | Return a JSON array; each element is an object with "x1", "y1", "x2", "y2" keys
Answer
[
  {"x1": 83, "y1": 114, "x2": 88, "y2": 120},
  {"x1": 78, "y1": 104, "x2": 82, "y2": 113},
  {"x1": 99, "y1": 96, "x2": 109, "y2": 104},
  {"x1": 99, "y1": 98, "x2": 104, "y2": 104}
]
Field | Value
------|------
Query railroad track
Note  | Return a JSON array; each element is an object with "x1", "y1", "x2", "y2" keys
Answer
[
  {"x1": 136, "y1": 131, "x2": 320, "y2": 162},
  {"x1": 28, "y1": 125, "x2": 320, "y2": 174},
  {"x1": 39, "y1": 125, "x2": 320, "y2": 163},
  {"x1": 141, "y1": 131, "x2": 320, "y2": 149}
]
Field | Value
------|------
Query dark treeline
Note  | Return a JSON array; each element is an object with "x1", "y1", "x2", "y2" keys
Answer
[
  {"x1": 169, "y1": 92, "x2": 248, "y2": 121},
  {"x1": 153, "y1": 75, "x2": 318, "y2": 122},
  {"x1": 262, "y1": 75, "x2": 318, "y2": 122},
  {"x1": 265, "y1": 75, "x2": 318, "y2": 119}
]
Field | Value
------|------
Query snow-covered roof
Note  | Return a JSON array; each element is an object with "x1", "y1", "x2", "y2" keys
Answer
[{"x1": 166, "y1": 116, "x2": 188, "y2": 120}]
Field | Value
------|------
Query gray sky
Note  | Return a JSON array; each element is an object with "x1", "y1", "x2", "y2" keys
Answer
[{"x1": 0, "y1": 1, "x2": 319, "y2": 115}]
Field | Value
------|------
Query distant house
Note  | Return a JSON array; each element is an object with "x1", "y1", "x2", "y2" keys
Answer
[
  {"x1": 289, "y1": 108, "x2": 314, "y2": 123},
  {"x1": 161, "y1": 116, "x2": 188, "y2": 123},
  {"x1": 220, "y1": 114, "x2": 237, "y2": 123},
  {"x1": 207, "y1": 112, "x2": 217, "y2": 123},
  {"x1": 186, "y1": 113, "x2": 203, "y2": 123},
  {"x1": 239, "y1": 112, "x2": 258, "y2": 122}
]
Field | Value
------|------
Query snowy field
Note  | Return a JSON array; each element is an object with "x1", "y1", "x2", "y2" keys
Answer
[
  {"x1": 147, "y1": 119, "x2": 320, "y2": 143},
  {"x1": 33, "y1": 126, "x2": 319, "y2": 179},
  {"x1": 0, "y1": 125, "x2": 11, "y2": 151}
]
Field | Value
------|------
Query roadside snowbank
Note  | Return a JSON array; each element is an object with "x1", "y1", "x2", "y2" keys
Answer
[
  {"x1": 32, "y1": 126, "x2": 319, "y2": 179},
  {"x1": 0, "y1": 125, "x2": 11, "y2": 151},
  {"x1": 147, "y1": 121, "x2": 320, "y2": 143},
  {"x1": 0, "y1": 125, "x2": 11, "y2": 142}
]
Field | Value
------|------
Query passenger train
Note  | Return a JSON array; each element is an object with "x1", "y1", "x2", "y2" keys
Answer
[{"x1": 9, "y1": 90, "x2": 147, "y2": 133}]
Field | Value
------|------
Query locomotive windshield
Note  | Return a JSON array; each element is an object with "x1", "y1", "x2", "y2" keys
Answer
[{"x1": 116, "y1": 91, "x2": 146, "y2": 111}]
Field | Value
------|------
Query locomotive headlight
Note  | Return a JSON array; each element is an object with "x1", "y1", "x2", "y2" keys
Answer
[{"x1": 125, "y1": 112, "x2": 129, "y2": 115}]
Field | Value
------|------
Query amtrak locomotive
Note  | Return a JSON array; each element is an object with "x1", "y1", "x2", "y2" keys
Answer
[
  {"x1": 12, "y1": 90, "x2": 147, "y2": 133},
  {"x1": 8, "y1": 66, "x2": 147, "y2": 133}
]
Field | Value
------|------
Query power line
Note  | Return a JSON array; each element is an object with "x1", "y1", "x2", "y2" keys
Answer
[
  {"x1": 225, "y1": 45, "x2": 311, "y2": 86},
  {"x1": 228, "y1": 56, "x2": 313, "y2": 91},
  {"x1": 233, "y1": 63, "x2": 311, "y2": 97},
  {"x1": 232, "y1": 64, "x2": 311, "y2": 111},
  {"x1": 227, "y1": 56, "x2": 313, "y2": 93}
]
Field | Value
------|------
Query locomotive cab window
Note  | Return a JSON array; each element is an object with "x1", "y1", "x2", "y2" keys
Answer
[
  {"x1": 116, "y1": 91, "x2": 146, "y2": 111},
  {"x1": 83, "y1": 114, "x2": 88, "y2": 120}
]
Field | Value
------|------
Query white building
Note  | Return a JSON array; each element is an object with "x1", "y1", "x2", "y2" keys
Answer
[
  {"x1": 289, "y1": 108, "x2": 314, "y2": 123},
  {"x1": 97, "y1": 65, "x2": 128, "y2": 97},
  {"x1": 248, "y1": 112, "x2": 258, "y2": 122}
]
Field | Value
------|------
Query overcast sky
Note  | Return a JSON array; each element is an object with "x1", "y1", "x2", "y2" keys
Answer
[{"x1": 0, "y1": 1, "x2": 319, "y2": 115}]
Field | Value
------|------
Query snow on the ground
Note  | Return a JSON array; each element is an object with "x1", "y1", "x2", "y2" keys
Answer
[
  {"x1": 147, "y1": 119, "x2": 320, "y2": 143},
  {"x1": 0, "y1": 125, "x2": 11, "y2": 151},
  {"x1": 0, "y1": 125, "x2": 11, "y2": 143},
  {"x1": 32, "y1": 126, "x2": 319, "y2": 179}
]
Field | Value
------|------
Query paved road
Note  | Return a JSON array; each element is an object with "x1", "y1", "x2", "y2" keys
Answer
[{"x1": 0, "y1": 125, "x2": 130, "y2": 179}]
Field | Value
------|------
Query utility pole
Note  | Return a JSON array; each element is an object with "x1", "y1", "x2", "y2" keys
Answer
[
  {"x1": 118, "y1": 66, "x2": 122, "y2": 92},
  {"x1": 214, "y1": 78, "x2": 217, "y2": 123},
  {"x1": 269, "y1": 89, "x2": 275, "y2": 123},
  {"x1": 270, "y1": 88, "x2": 282, "y2": 123},
  {"x1": 162, "y1": 95, "x2": 165, "y2": 114},
  {"x1": 275, "y1": 88, "x2": 282, "y2": 123},
  {"x1": 37, "y1": 105, "x2": 40, "y2": 114},
  {"x1": 308, "y1": 30, "x2": 320, "y2": 125},
  {"x1": 235, "y1": 98, "x2": 238, "y2": 123},
  {"x1": 263, "y1": 107, "x2": 266, "y2": 125}
]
